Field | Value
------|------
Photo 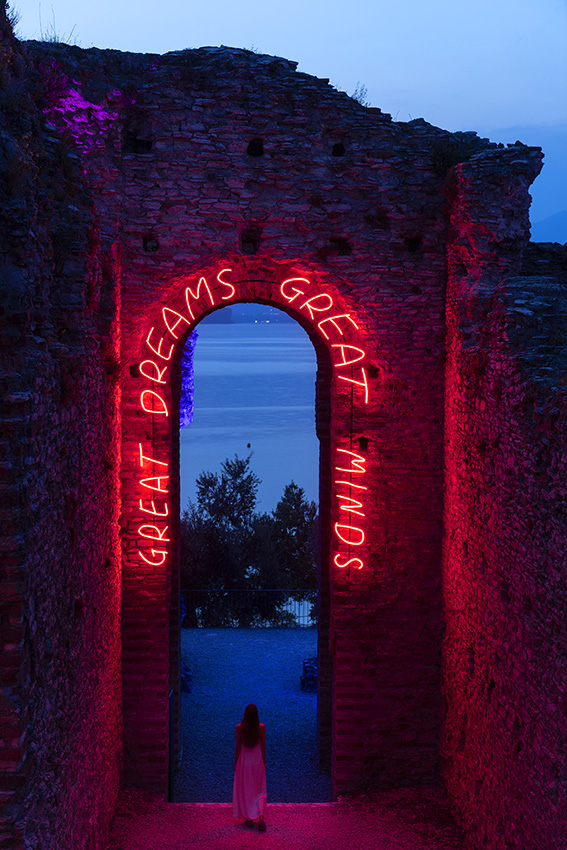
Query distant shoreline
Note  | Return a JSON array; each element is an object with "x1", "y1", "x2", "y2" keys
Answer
[{"x1": 200, "y1": 304, "x2": 295, "y2": 325}]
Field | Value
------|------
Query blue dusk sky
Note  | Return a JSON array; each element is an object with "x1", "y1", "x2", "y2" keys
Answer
[{"x1": 10, "y1": 0, "x2": 567, "y2": 240}]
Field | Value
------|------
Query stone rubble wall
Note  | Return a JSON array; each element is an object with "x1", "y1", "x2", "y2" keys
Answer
[
  {"x1": 443, "y1": 150, "x2": 567, "y2": 849},
  {"x1": 0, "y1": 10, "x2": 122, "y2": 850},
  {"x1": 49, "y1": 43, "x2": 463, "y2": 798},
  {"x1": 27, "y1": 37, "x2": 476, "y2": 801}
]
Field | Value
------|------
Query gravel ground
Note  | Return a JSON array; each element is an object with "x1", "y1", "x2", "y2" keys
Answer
[
  {"x1": 107, "y1": 788, "x2": 465, "y2": 850},
  {"x1": 173, "y1": 628, "x2": 331, "y2": 803}
]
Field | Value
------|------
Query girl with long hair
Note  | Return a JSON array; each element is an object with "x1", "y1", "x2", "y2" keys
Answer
[{"x1": 233, "y1": 703, "x2": 267, "y2": 831}]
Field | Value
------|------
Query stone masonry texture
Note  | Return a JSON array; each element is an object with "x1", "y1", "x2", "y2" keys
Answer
[
  {"x1": 443, "y1": 161, "x2": 567, "y2": 849},
  {"x1": 0, "y1": 10, "x2": 122, "y2": 850},
  {"x1": 0, "y1": 5, "x2": 566, "y2": 849}
]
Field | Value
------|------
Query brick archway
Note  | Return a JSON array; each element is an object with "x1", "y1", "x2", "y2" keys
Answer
[{"x1": 121, "y1": 259, "x2": 374, "y2": 796}]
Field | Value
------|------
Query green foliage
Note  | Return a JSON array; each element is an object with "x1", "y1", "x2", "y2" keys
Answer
[
  {"x1": 180, "y1": 455, "x2": 319, "y2": 626},
  {"x1": 262, "y1": 482, "x2": 318, "y2": 591},
  {"x1": 196, "y1": 454, "x2": 260, "y2": 532}
]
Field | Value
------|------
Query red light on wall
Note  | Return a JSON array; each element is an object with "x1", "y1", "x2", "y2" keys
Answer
[
  {"x1": 332, "y1": 446, "x2": 368, "y2": 570},
  {"x1": 300, "y1": 293, "x2": 334, "y2": 320},
  {"x1": 139, "y1": 444, "x2": 168, "y2": 468},
  {"x1": 335, "y1": 479, "x2": 368, "y2": 491},
  {"x1": 280, "y1": 277, "x2": 308, "y2": 303},
  {"x1": 131, "y1": 267, "x2": 373, "y2": 580},
  {"x1": 337, "y1": 368, "x2": 369, "y2": 404},
  {"x1": 137, "y1": 444, "x2": 170, "y2": 566},
  {"x1": 334, "y1": 553, "x2": 364, "y2": 570},
  {"x1": 140, "y1": 476, "x2": 169, "y2": 493},
  {"x1": 335, "y1": 493, "x2": 365, "y2": 517}
]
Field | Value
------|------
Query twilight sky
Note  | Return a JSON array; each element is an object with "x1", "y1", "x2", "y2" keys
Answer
[{"x1": 11, "y1": 0, "x2": 567, "y2": 237}]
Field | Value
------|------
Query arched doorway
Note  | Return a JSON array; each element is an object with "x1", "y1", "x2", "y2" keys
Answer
[
  {"x1": 174, "y1": 302, "x2": 325, "y2": 801},
  {"x1": 120, "y1": 261, "x2": 372, "y2": 796}
]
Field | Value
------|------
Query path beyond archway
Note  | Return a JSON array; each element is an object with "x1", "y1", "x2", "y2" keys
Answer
[
  {"x1": 173, "y1": 629, "x2": 330, "y2": 802},
  {"x1": 107, "y1": 788, "x2": 463, "y2": 850}
]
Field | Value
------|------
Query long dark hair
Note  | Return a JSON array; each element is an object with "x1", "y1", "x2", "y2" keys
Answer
[{"x1": 240, "y1": 703, "x2": 260, "y2": 748}]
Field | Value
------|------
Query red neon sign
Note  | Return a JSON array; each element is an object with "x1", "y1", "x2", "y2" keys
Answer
[
  {"x1": 138, "y1": 524, "x2": 170, "y2": 541},
  {"x1": 300, "y1": 293, "x2": 334, "y2": 320},
  {"x1": 139, "y1": 499, "x2": 169, "y2": 516},
  {"x1": 139, "y1": 359, "x2": 168, "y2": 384},
  {"x1": 280, "y1": 278, "x2": 368, "y2": 405},
  {"x1": 334, "y1": 493, "x2": 365, "y2": 517},
  {"x1": 185, "y1": 276, "x2": 215, "y2": 320},
  {"x1": 131, "y1": 267, "x2": 371, "y2": 573},
  {"x1": 134, "y1": 273, "x2": 239, "y2": 570},
  {"x1": 163, "y1": 307, "x2": 191, "y2": 339},
  {"x1": 218, "y1": 268, "x2": 236, "y2": 300},
  {"x1": 332, "y1": 344, "x2": 365, "y2": 367},
  {"x1": 140, "y1": 390, "x2": 169, "y2": 416},
  {"x1": 332, "y1": 446, "x2": 368, "y2": 570},
  {"x1": 139, "y1": 549, "x2": 168, "y2": 566},
  {"x1": 146, "y1": 327, "x2": 174, "y2": 361},
  {"x1": 338, "y1": 369, "x2": 369, "y2": 404},
  {"x1": 317, "y1": 313, "x2": 359, "y2": 339},
  {"x1": 280, "y1": 277, "x2": 308, "y2": 303},
  {"x1": 335, "y1": 449, "x2": 367, "y2": 474}
]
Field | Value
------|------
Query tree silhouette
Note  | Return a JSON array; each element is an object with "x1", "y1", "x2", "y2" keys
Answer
[
  {"x1": 181, "y1": 454, "x2": 259, "y2": 592},
  {"x1": 180, "y1": 456, "x2": 318, "y2": 626}
]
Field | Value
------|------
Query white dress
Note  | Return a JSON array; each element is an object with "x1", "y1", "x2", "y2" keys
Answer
[{"x1": 233, "y1": 741, "x2": 267, "y2": 820}]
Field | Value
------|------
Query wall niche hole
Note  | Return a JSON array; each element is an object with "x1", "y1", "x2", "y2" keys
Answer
[
  {"x1": 332, "y1": 142, "x2": 346, "y2": 157},
  {"x1": 329, "y1": 237, "x2": 352, "y2": 256},
  {"x1": 73, "y1": 597, "x2": 85, "y2": 622},
  {"x1": 364, "y1": 208, "x2": 390, "y2": 230},
  {"x1": 247, "y1": 138, "x2": 264, "y2": 157},
  {"x1": 240, "y1": 228, "x2": 261, "y2": 255},
  {"x1": 143, "y1": 235, "x2": 159, "y2": 253},
  {"x1": 122, "y1": 130, "x2": 153, "y2": 155},
  {"x1": 404, "y1": 235, "x2": 423, "y2": 253}
]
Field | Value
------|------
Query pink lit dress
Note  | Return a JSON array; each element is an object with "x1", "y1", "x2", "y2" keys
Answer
[{"x1": 232, "y1": 724, "x2": 267, "y2": 821}]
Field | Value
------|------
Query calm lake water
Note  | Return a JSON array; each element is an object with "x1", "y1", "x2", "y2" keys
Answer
[{"x1": 180, "y1": 318, "x2": 319, "y2": 514}]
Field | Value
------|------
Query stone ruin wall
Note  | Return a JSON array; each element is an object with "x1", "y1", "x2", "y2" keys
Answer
[
  {"x1": 444, "y1": 155, "x2": 567, "y2": 850},
  {"x1": 61, "y1": 40, "x2": 455, "y2": 797},
  {"x1": 1, "y1": 6, "x2": 566, "y2": 849},
  {"x1": 0, "y1": 12, "x2": 122, "y2": 850}
]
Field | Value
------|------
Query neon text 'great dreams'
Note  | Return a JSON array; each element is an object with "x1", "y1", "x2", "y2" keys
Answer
[{"x1": 133, "y1": 268, "x2": 370, "y2": 571}]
